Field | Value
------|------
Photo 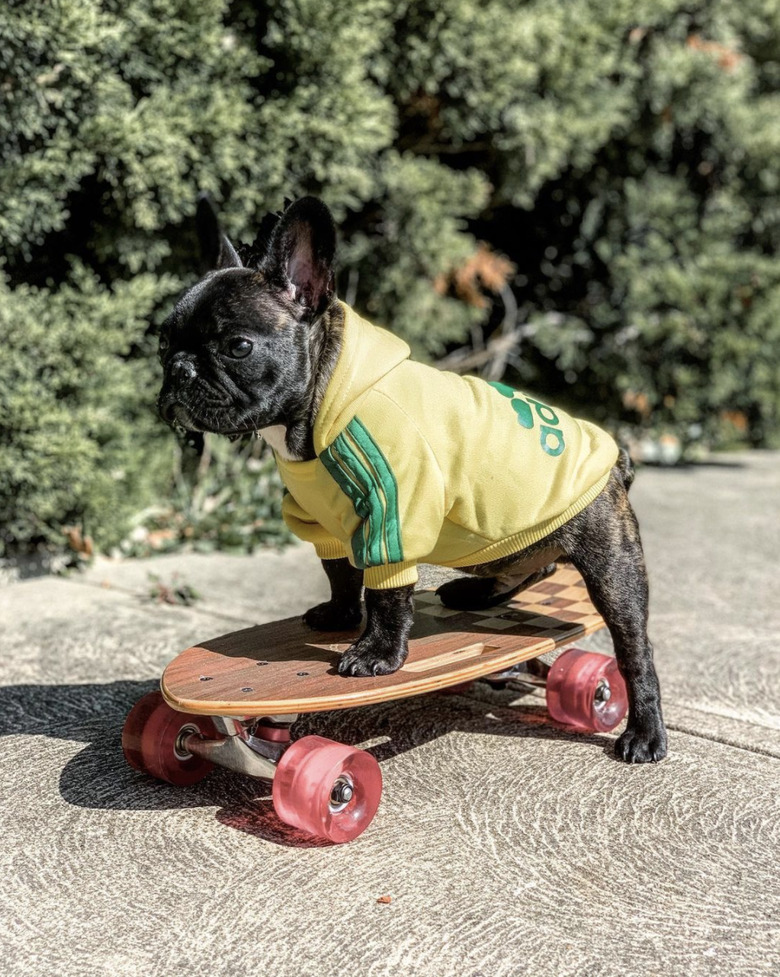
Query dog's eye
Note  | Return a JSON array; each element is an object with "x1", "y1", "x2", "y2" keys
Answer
[
  {"x1": 159, "y1": 335, "x2": 170, "y2": 354},
  {"x1": 227, "y1": 338, "x2": 253, "y2": 359}
]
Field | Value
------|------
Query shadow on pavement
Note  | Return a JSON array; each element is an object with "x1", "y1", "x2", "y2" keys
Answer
[{"x1": 0, "y1": 678, "x2": 617, "y2": 847}]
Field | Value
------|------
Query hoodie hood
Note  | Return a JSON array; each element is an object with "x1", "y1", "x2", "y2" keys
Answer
[{"x1": 313, "y1": 301, "x2": 411, "y2": 455}]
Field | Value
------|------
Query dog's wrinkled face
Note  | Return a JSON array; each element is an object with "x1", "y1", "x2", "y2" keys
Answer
[
  {"x1": 158, "y1": 268, "x2": 309, "y2": 436},
  {"x1": 157, "y1": 196, "x2": 336, "y2": 438}
]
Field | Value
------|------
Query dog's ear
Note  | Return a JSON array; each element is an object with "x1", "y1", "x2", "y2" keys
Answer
[
  {"x1": 263, "y1": 196, "x2": 336, "y2": 317},
  {"x1": 196, "y1": 193, "x2": 242, "y2": 272}
]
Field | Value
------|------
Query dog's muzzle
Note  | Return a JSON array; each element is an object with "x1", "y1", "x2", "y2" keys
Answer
[
  {"x1": 157, "y1": 387, "x2": 196, "y2": 429},
  {"x1": 158, "y1": 354, "x2": 199, "y2": 426}
]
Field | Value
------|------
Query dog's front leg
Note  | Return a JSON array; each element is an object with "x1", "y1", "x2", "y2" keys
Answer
[
  {"x1": 337, "y1": 586, "x2": 414, "y2": 676},
  {"x1": 304, "y1": 558, "x2": 364, "y2": 631}
]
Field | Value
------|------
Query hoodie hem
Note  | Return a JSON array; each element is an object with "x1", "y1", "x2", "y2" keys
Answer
[
  {"x1": 314, "y1": 539, "x2": 350, "y2": 560},
  {"x1": 363, "y1": 561, "x2": 419, "y2": 590}
]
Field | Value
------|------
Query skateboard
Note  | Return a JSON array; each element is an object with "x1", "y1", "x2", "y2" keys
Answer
[{"x1": 122, "y1": 567, "x2": 627, "y2": 843}]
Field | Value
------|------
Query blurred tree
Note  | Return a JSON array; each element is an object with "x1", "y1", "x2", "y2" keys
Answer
[
  {"x1": 1, "y1": 0, "x2": 778, "y2": 560},
  {"x1": 384, "y1": 0, "x2": 780, "y2": 445},
  {"x1": 1, "y1": 0, "x2": 268, "y2": 559}
]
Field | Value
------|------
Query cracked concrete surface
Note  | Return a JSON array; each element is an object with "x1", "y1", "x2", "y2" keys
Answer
[{"x1": 1, "y1": 452, "x2": 778, "y2": 976}]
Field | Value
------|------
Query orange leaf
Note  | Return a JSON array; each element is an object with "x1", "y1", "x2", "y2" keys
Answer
[
  {"x1": 686, "y1": 34, "x2": 743, "y2": 73},
  {"x1": 439, "y1": 244, "x2": 515, "y2": 308}
]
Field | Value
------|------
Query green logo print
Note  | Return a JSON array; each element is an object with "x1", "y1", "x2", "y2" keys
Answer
[{"x1": 489, "y1": 382, "x2": 566, "y2": 457}]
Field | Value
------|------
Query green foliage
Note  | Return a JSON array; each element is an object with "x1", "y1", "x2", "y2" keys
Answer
[
  {"x1": 0, "y1": 265, "x2": 177, "y2": 554},
  {"x1": 384, "y1": 0, "x2": 780, "y2": 445},
  {"x1": 122, "y1": 437, "x2": 292, "y2": 557},
  {"x1": 1, "y1": 0, "x2": 778, "y2": 560},
  {"x1": 342, "y1": 153, "x2": 490, "y2": 355}
]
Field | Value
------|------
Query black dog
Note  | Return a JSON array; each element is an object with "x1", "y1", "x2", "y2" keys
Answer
[{"x1": 158, "y1": 195, "x2": 667, "y2": 764}]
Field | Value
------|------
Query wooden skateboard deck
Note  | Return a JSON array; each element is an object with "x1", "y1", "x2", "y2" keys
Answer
[{"x1": 161, "y1": 567, "x2": 604, "y2": 718}]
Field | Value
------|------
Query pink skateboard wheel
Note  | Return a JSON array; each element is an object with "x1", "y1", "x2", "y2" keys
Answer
[
  {"x1": 546, "y1": 648, "x2": 628, "y2": 732},
  {"x1": 272, "y1": 735, "x2": 382, "y2": 843},
  {"x1": 122, "y1": 691, "x2": 219, "y2": 786}
]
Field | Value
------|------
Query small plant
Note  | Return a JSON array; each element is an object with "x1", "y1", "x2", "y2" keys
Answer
[
  {"x1": 121, "y1": 435, "x2": 292, "y2": 558},
  {"x1": 146, "y1": 572, "x2": 201, "y2": 607}
]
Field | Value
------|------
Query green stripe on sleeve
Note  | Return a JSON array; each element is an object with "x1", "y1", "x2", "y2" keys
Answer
[
  {"x1": 319, "y1": 417, "x2": 404, "y2": 570},
  {"x1": 339, "y1": 431, "x2": 387, "y2": 566},
  {"x1": 320, "y1": 437, "x2": 368, "y2": 568},
  {"x1": 332, "y1": 431, "x2": 385, "y2": 567},
  {"x1": 345, "y1": 417, "x2": 404, "y2": 565}
]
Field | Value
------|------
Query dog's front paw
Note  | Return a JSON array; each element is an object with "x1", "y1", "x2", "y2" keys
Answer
[
  {"x1": 303, "y1": 600, "x2": 362, "y2": 632},
  {"x1": 337, "y1": 634, "x2": 407, "y2": 677},
  {"x1": 614, "y1": 724, "x2": 668, "y2": 764}
]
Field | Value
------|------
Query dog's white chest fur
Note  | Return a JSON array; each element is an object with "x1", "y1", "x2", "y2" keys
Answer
[{"x1": 260, "y1": 425, "x2": 298, "y2": 460}]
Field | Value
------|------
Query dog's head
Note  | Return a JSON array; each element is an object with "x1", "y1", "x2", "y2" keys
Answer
[{"x1": 157, "y1": 195, "x2": 337, "y2": 438}]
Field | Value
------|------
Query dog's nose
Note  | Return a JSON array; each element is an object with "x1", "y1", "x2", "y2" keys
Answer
[{"x1": 170, "y1": 354, "x2": 197, "y2": 379}]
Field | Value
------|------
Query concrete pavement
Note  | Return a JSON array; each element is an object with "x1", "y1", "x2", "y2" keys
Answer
[{"x1": 1, "y1": 452, "x2": 779, "y2": 976}]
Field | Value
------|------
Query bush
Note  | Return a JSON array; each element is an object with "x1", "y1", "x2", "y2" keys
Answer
[
  {"x1": 0, "y1": 266, "x2": 176, "y2": 555},
  {"x1": 1, "y1": 0, "x2": 778, "y2": 560},
  {"x1": 120, "y1": 436, "x2": 292, "y2": 557}
]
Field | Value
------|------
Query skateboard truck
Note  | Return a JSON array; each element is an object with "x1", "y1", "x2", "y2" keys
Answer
[
  {"x1": 484, "y1": 659, "x2": 549, "y2": 689},
  {"x1": 485, "y1": 660, "x2": 615, "y2": 708},
  {"x1": 176, "y1": 715, "x2": 299, "y2": 780}
]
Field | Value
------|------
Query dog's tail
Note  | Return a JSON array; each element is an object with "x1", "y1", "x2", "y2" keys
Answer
[{"x1": 617, "y1": 446, "x2": 636, "y2": 491}]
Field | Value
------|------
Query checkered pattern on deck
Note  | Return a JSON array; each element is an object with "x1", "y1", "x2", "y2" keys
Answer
[{"x1": 414, "y1": 567, "x2": 603, "y2": 642}]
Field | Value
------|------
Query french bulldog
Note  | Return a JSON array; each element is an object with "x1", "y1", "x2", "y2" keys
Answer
[{"x1": 157, "y1": 195, "x2": 667, "y2": 764}]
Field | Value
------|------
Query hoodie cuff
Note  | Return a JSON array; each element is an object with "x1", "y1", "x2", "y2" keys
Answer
[
  {"x1": 363, "y1": 561, "x2": 418, "y2": 590},
  {"x1": 314, "y1": 539, "x2": 349, "y2": 561}
]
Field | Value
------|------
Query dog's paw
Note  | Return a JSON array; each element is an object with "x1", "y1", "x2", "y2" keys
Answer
[
  {"x1": 614, "y1": 725, "x2": 668, "y2": 764},
  {"x1": 436, "y1": 577, "x2": 501, "y2": 611},
  {"x1": 303, "y1": 600, "x2": 362, "y2": 632},
  {"x1": 337, "y1": 634, "x2": 407, "y2": 677}
]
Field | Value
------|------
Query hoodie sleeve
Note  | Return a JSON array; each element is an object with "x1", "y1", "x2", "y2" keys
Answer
[
  {"x1": 320, "y1": 404, "x2": 446, "y2": 589},
  {"x1": 281, "y1": 492, "x2": 349, "y2": 561}
]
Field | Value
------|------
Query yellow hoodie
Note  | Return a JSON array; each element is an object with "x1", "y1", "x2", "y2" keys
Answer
[{"x1": 276, "y1": 302, "x2": 619, "y2": 589}]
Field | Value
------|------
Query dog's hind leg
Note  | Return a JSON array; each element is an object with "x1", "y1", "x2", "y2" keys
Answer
[
  {"x1": 436, "y1": 563, "x2": 557, "y2": 611},
  {"x1": 563, "y1": 478, "x2": 667, "y2": 763}
]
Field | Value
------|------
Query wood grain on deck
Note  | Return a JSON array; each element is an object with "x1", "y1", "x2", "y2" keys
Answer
[{"x1": 161, "y1": 567, "x2": 604, "y2": 716}]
